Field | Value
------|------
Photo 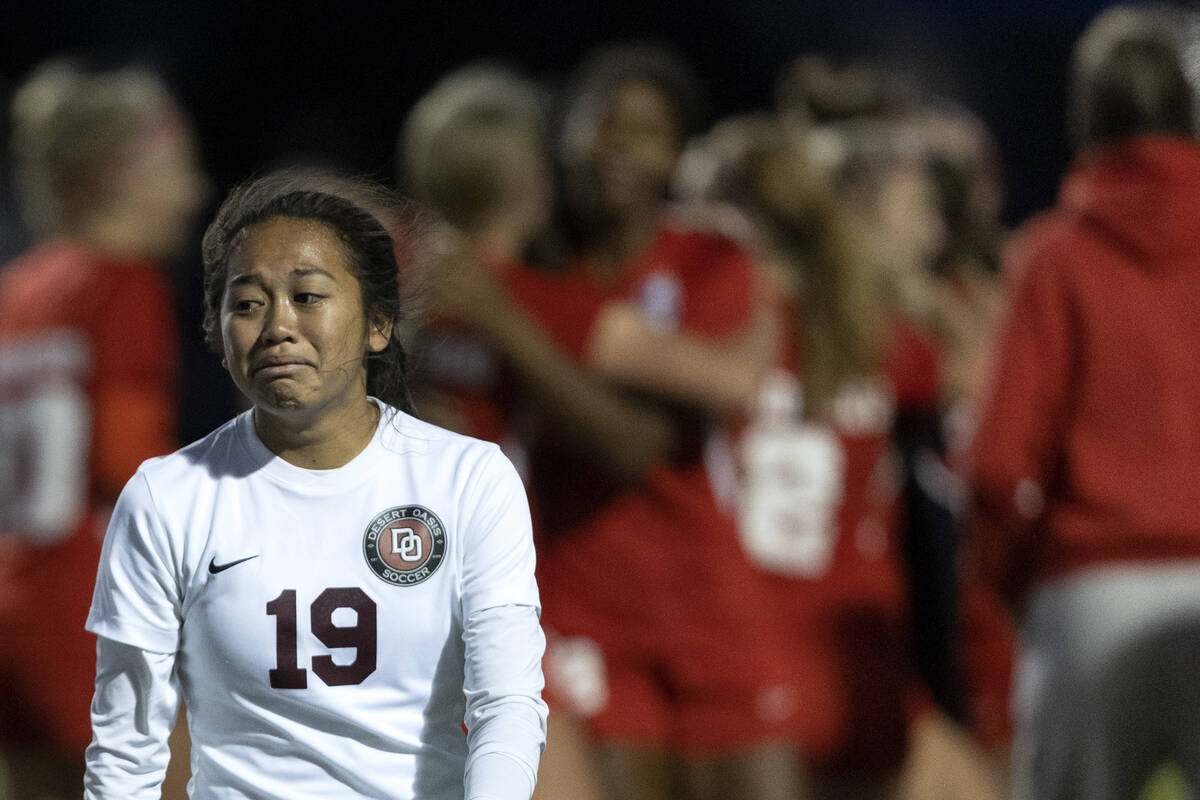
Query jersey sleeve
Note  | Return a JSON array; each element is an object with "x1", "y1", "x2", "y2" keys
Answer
[
  {"x1": 89, "y1": 269, "x2": 179, "y2": 499},
  {"x1": 459, "y1": 445, "x2": 541, "y2": 619},
  {"x1": 517, "y1": 276, "x2": 608, "y2": 363},
  {"x1": 680, "y1": 236, "x2": 756, "y2": 337},
  {"x1": 87, "y1": 470, "x2": 183, "y2": 654}
]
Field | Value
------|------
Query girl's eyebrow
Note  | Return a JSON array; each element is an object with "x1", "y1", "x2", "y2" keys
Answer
[
  {"x1": 228, "y1": 272, "x2": 264, "y2": 288},
  {"x1": 292, "y1": 267, "x2": 336, "y2": 280},
  {"x1": 228, "y1": 267, "x2": 336, "y2": 287}
]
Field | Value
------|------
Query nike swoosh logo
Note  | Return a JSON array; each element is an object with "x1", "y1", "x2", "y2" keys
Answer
[{"x1": 208, "y1": 555, "x2": 259, "y2": 574}]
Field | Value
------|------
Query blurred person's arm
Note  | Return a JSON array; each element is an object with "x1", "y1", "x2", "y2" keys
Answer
[
  {"x1": 584, "y1": 242, "x2": 781, "y2": 414},
  {"x1": 585, "y1": 296, "x2": 779, "y2": 414},
  {"x1": 930, "y1": 268, "x2": 1004, "y2": 406},
  {"x1": 85, "y1": 637, "x2": 180, "y2": 799},
  {"x1": 966, "y1": 228, "x2": 1075, "y2": 608},
  {"x1": 431, "y1": 250, "x2": 677, "y2": 482}
]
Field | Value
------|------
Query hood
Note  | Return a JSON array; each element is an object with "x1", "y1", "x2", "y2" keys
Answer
[{"x1": 1061, "y1": 135, "x2": 1200, "y2": 265}]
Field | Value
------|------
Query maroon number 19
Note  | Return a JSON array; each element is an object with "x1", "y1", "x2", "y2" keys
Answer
[{"x1": 266, "y1": 587, "x2": 377, "y2": 689}]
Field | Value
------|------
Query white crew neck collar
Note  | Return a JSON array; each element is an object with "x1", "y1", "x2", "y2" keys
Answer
[{"x1": 236, "y1": 399, "x2": 393, "y2": 493}]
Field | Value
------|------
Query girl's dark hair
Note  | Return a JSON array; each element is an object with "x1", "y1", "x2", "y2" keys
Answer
[
  {"x1": 201, "y1": 168, "x2": 416, "y2": 413},
  {"x1": 565, "y1": 42, "x2": 707, "y2": 142}
]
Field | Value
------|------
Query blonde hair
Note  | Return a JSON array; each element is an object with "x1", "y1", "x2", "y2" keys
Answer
[
  {"x1": 399, "y1": 64, "x2": 545, "y2": 232},
  {"x1": 10, "y1": 60, "x2": 177, "y2": 237},
  {"x1": 698, "y1": 117, "x2": 885, "y2": 412}
]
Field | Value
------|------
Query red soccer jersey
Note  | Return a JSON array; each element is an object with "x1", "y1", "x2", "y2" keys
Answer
[
  {"x1": 523, "y1": 224, "x2": 772, "y2": 648},
  {"x1": 721, "y1": 307, "x2": 932, "y2": 607},
  {"x1": 0, "y1": 241, "x2": 177, "y2": 749},
  {"x1": 710, "y1": 298, "x2": 916, "y2": 760}
]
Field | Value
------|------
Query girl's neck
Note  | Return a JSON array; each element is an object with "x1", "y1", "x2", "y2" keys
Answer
[{"x1": 254, "y1": 397, "x2": 380, "y2": 470}]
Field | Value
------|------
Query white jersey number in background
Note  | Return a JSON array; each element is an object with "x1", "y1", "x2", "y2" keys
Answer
[
  {"x1": 0, "y1": 332, "x2": 90, "y2": 542},
  {"x1": 739, "y1": 423, "x2": 845, "y2": 577}
]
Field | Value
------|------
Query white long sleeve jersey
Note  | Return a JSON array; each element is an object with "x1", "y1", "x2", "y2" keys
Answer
[{"x1": 85, "y1": 403, "x2": 547, "y2": 799}]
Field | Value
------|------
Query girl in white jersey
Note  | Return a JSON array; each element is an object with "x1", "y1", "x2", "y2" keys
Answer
[{"x1": 84, "y1": 169, "x2": 548, "y2": 799}]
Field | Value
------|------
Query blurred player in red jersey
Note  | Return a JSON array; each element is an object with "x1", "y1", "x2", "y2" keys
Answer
[
  {"x1": 522, "y1": 45, "x2": 805, "y2": 800},
  {"x1": 400, "y1": 63, "x2": 554, "y2": 448},
  {"x1": 665, "y1": 115, "x2": 1007, "y2": 800},
  {"x1": 779, "y1": 60, "x2": 1017, "y2": 781},
  {"x1": 400, "y1": 63, "x2": 673, "y2": 488},
  {"x1": 0, "y1": 61, "x2": 206, "y2": 799},
  {"x1": 829, "y1": 118, "x2": 1015, "y2": 800},
  {"x1": 400, "y1": 63, "x2": 678, "y2": 800},
  {"x1": 968, "y1": 5, "x2": 1200, "y2": 799},
  {"x1": 678, "y1": 116, "x2": 904, "y2": 798}
]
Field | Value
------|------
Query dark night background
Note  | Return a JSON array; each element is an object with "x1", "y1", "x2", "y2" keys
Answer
[{"x1": 0, "y1": 0, "x2": 1124, "y2": 435}]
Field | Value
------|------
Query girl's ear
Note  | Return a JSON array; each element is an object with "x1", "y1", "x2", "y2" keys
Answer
[{"x1": 368, "y1": 315, "x2": 393, "y2": 353}]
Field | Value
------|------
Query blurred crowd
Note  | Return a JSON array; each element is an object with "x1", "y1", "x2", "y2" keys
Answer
[{"x1": 3, "y1": 2, "x2": 1200, "y2": 799}]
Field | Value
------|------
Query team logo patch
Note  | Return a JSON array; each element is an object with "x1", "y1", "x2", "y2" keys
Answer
[{"x1": 363, "y1": 505, "x2": 447, "y2": 586}]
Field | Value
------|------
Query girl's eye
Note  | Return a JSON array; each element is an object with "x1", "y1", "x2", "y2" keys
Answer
[
  {"x1": 232, "y1": 298, "x2": 260, "y2": 313},
  {"x1": 296, "y1": 293, "x2": 324, "y2": 305}
]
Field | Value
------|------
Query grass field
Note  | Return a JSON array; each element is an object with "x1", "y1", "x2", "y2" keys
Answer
[{"x1": 1142, "y1": 763, "x2": 1190, "y2": 800}]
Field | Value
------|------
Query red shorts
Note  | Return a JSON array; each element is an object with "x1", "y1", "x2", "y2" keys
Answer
[
  {"x1": 543, "y1": 618, "x2": 797, "y2": 756},
  {"x1": 540, "y1": 545, "x2": 798, "y2": 756},
  {"x1": 815, "y1": 600, "x2": 912, "y2": 773},
  {"x1": 761, "y1": 571, "x2": 913, "y2": 773},
  {"x1": 0, "y1": 533, "x2": 102, "y2": 752}
]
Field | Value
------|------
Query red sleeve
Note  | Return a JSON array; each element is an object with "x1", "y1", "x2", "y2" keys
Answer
[
  {"x1": 966, "y1": 224, "x2": 1075, "y2": 604},
  {"x1": 89, "y1": 269, "x2": 178, "y2": 497},
  {"x1": 506, "y1": 268, "x2": 607, "y2": 363},
  {"x1": 679, "y1": 235, "x2": 755, "y2": 337}
]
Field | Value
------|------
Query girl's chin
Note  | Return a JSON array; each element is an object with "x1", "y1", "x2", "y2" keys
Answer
[{"x1": 252, "y1": 383, "x2": 307, "y2": 412}]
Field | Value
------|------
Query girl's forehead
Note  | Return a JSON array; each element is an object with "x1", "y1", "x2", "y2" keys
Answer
[{"x1": 228, "y1": 217, "x2": 352, "y2": 279}]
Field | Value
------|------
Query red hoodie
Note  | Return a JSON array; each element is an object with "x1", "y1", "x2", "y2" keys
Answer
[{"x1": 969, "y1": 135, "x2": 1200, "y2": 606}]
